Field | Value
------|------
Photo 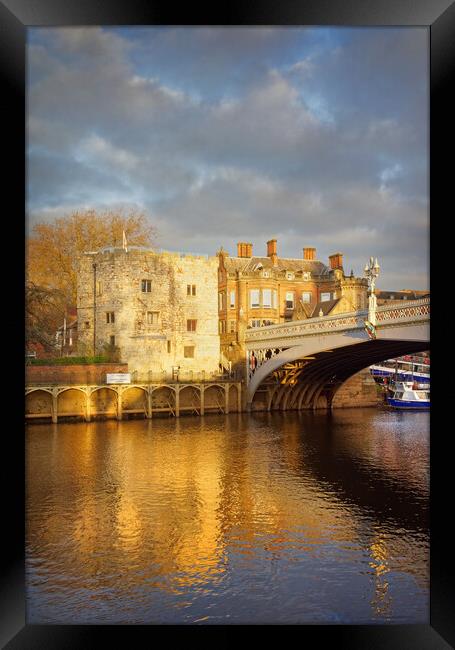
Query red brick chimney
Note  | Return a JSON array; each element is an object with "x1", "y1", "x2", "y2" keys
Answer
[
  {"x1": 329, "y1": 253, "x2": 344, "y2": 270},
  {"x1": 267, "y1": 239, "x2": 278, "y2": 266},
  {"x1": 303, "y1": 247, "x2": 316, "y2": 261},
  {"x1": 237, "y1": 242, "x2": 253, "y2": 258}
]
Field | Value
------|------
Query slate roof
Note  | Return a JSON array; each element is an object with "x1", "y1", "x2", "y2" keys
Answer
[
  {"x1": 310, "y1": 299, "x2": 341, "y2": 317},
  {"x1": 223, "y1": 255, "x2": 331, "y2": 276}
]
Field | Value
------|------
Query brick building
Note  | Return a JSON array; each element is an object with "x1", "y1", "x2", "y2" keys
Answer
[
  {"x1": 77, "y1": 247, "x2": 220, "y2": 378},
  {"x1": 217, "y1": 240, "x2": 368, "y2": 374}
]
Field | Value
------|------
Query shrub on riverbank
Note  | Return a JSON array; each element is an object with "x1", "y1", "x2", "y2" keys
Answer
[{"x1": 29, "y1": 355, "x2": 110, "y2": 365}]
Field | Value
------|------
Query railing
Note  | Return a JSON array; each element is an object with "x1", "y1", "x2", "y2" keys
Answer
[
  {"x1": 375, "y1": 297, "x2": 430, "y2": 322},
  {"x1": 246, "y1": 297, "x2": 430, "y2": 347},
  {"x1": 246, "y1": 310, "x2": 367, "y2": 345},
  {"x1": 26, "y1": 368, "x2": 242, "y2": 387}
]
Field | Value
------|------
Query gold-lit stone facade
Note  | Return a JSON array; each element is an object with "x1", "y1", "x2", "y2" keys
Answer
[
  {"x1": 217, "y1": 240, "x2": 368, "y2": 375},
  {"x1": 77, "y1": 247, "x2": 220, "y2": 378}
]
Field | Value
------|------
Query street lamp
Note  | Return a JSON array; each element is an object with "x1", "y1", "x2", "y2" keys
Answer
[{"x1": 364, "y1": 257, "x2": 380, "y2": 326}]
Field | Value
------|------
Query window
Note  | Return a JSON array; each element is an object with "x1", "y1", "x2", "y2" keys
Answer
[
  {"x1": 302, "y1": 292, "x2": 311, "y2": 303},
  {"x1": 219, "y1": 292, "x2": 225, "y2": 311},
  {"x1": 147, "y1": 311, "x2": 159, "y2": 325},
  {"x1": 167, "y1": 340, "x2": 171, "y2": 353},
  {"x1": 250, "y1": 289, "x2": 260, "y2": 308},
  {"x1": 110, "y1": 335, "x2": 115, "y2": 346},
  {"x1": 303, "y1": 272, "x2": 311, "y2": 281},
  {"x1": 96, "y1": 281, "x2": 103, "y2": 296},
  {"x1": 141, "y1": 279, "x2": 152, "y2": 293},
  {"x1": 321, "y1": 292, "x2": 331, "y2": 302},
  {"x1": 106, "y1": 311, "x2": 115, "y2": 323},
  {"x1": 285, "y1": 291, "x2": 294, "y2": 309},
  {"x1": 187, "y1": 284, "x2": 196, "y2": 296},
  {"x1": 286, "y1": 272, "x2": 294, "y2": 280},
  {"x1": 229, "y1": 290, "x2": 236, "y2": 308},
  {"x1": 262, "y1": 288, "x2": 272, "y2": 308},
  {"x1": 219, "y1": 320, "x2": 226, "y2": 334},
  {"x1": 85, "y1": 321, "x2": 90, "y2": 329},
  {"x1": 184, "y1": 346, "x2": 195, "y2": 358},
  {"x1": 273, "y1": 290, "x2": 278, "y2": 308},
  {"x1": 230, "y1": 320, "x2": 236, "y2": 333},
  {"x1": 187, "y1": 319, "x2": 197, "y2": 332},
  {"x1": 262, "y1": 271, "x2": 270, "y2": 278},
  {"x1": 250, "y1": 319, "x2": 262, "y2": 328}
]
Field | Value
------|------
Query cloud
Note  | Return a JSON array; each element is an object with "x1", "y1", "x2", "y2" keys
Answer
[{"x1": 26, "y1": 26, "x2": 429, "y2": 290}]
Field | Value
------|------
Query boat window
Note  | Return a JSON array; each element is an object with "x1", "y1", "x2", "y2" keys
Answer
[{"x1": 416, "y1": 391, "x2": 429, "y2": 399}]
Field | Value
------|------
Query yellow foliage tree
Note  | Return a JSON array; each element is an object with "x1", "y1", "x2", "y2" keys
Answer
[{"x1": 27, "y1": 209, "x2": 156, "y2": 305}]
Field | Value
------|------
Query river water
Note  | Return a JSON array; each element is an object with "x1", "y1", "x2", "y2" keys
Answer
[{"x1": 26, "y1": 408, "x2": 429, "y2": 625}]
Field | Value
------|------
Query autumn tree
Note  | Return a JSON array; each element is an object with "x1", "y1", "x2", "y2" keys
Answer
[
  {"x1": 27, "y1": 209, "x2": 156, "y2": 305},
  {"x1": 26, "y1": 209, "x2": 156, "y2": 354},
  {"x1": 25, "y1": 283, "x2": 67, "y2": 351}
]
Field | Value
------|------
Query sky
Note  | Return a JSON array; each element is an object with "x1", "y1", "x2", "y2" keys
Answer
[{"x1": 26, "y1": 26, "x2": 429, "y2": 290}]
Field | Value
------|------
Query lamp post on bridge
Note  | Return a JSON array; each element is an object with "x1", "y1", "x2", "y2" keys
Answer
[{"x1": 364, "y1": 257, "x2": 380, "y2": 326}]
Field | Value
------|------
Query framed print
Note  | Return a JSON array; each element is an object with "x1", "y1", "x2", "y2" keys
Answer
[{"x1": 2, "y1": 0, "x2": 453, "y2": 646}]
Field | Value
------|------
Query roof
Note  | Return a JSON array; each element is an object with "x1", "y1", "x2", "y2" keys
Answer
[
  {"x1": 311, "y1": 298, "x2": 341, "y2": 317},
  {"x1": 377, "y1": 290, "x2": 430, "y2": 301},
  {"x1": 223, "y1": 255, "x2": 331, "y2": 276}
]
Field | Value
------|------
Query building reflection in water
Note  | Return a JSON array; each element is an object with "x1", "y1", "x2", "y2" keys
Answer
[{"x1": 26, "y1": 409, "x2": 429, "y2": 623}]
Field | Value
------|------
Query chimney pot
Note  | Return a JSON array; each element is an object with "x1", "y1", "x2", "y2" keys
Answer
[
  {"x1": 303, "y1": 247, "x2": 316, "y2": 261},
  {"x1": 237, "y1": 242, "x2": 253, "y2": 258},
  {"x1": 267, "y1": 239, "x2": 278, "y2": 266},
  {"x1": 329, "y1": 253, "x2": 344, "y2": 270}
]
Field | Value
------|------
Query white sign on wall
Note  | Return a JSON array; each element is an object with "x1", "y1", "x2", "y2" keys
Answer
[{"x1": 106, "y1": 373, "x2": 131, "y2": 384}]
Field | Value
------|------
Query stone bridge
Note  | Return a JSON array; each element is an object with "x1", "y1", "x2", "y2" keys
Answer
[{"x1": 245, "y1": 297, "x2": 430, "y2": 410}]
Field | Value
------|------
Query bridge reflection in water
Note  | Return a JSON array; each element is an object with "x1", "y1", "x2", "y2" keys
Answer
[{"x1": 26, "y1": 409, "x2": 429, "y2": 624}]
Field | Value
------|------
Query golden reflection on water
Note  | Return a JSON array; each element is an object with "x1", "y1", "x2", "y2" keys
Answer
[{"x1": 26, "y1": 410, "x2": 429, "y2": 623}]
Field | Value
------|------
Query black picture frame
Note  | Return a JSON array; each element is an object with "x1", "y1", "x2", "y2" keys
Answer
[{"x1": 2, "y1": 0, "x2": 452, "y2": 647}]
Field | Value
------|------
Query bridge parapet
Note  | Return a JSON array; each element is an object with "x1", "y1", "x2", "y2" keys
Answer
[
  {"x1": 375, "y1": 297, "x2": 430, "y2": 323},
  {"x1": 246, "y1": 297, "x2": 430, "y2": 350},
  {"x1": 246, "y1": 310, "x2": 367, "y2": 350}
]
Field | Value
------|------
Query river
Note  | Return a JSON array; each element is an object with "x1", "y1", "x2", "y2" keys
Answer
[{"x1": 26, "y1": 407, "x2": 429, "y2": 624}]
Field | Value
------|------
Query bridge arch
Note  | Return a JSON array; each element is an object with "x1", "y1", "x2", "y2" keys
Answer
[
  {"x1": 246, "y1": 299, "x2": 429, "y2": 410},
  {"x1": 57, "y1": 388, "x2": 87, "y2": 418},
  {"x1": 249, "y1": 335, "x2": 429, "y2": 411},
  {"x1": 25, "y1": 389, "x2": 53, "y2": 418}
]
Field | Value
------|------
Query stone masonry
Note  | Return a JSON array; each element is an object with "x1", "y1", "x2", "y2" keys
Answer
[{"x1": 77, "y1": 247, "x2": 220, "y2": 378}]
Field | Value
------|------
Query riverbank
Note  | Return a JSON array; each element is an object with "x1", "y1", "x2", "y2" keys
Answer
[{"x1": 25, "y1": 369, "x2": 380, "y2": 423}]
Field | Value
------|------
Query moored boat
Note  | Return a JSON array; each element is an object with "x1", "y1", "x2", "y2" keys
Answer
[
  {"x1": 370, "y1": 355, "x2": 430, "y2": 385},
  {"x1": 386, "y1": 381, "x2": 430, "y2": 410}
]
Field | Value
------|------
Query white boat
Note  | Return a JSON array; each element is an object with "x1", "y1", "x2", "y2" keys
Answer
[
  {"x1": 370, "y1": 356, "x2": 430, "y2": 385},
  {"x1": 386, "y1": 381, "x2": 430, "y2": 410}
]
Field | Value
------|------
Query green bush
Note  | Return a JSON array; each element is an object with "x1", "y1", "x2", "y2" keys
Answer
[{"x1": 30, "y1": 355, "x2": 112, "y2": 366}]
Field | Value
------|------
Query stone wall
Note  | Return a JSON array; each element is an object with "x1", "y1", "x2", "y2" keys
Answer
[
  {"x1": 26, "y1": 363, "x2": 128, "y2": 385},
  {"x1": 332, "y1": 369, "x2": 381, "y2": 408},
  {"x1": 77, "y1": 248, "x2": 220, "y2": 378}
]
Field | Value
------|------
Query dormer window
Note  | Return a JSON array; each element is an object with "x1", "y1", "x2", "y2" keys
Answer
[
  {"x1": 286, "y1": 271, "x2": 294, "y2": 281},
  {"x1": 303, "y1": 272, "x2": 311, "y2": 281}
]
